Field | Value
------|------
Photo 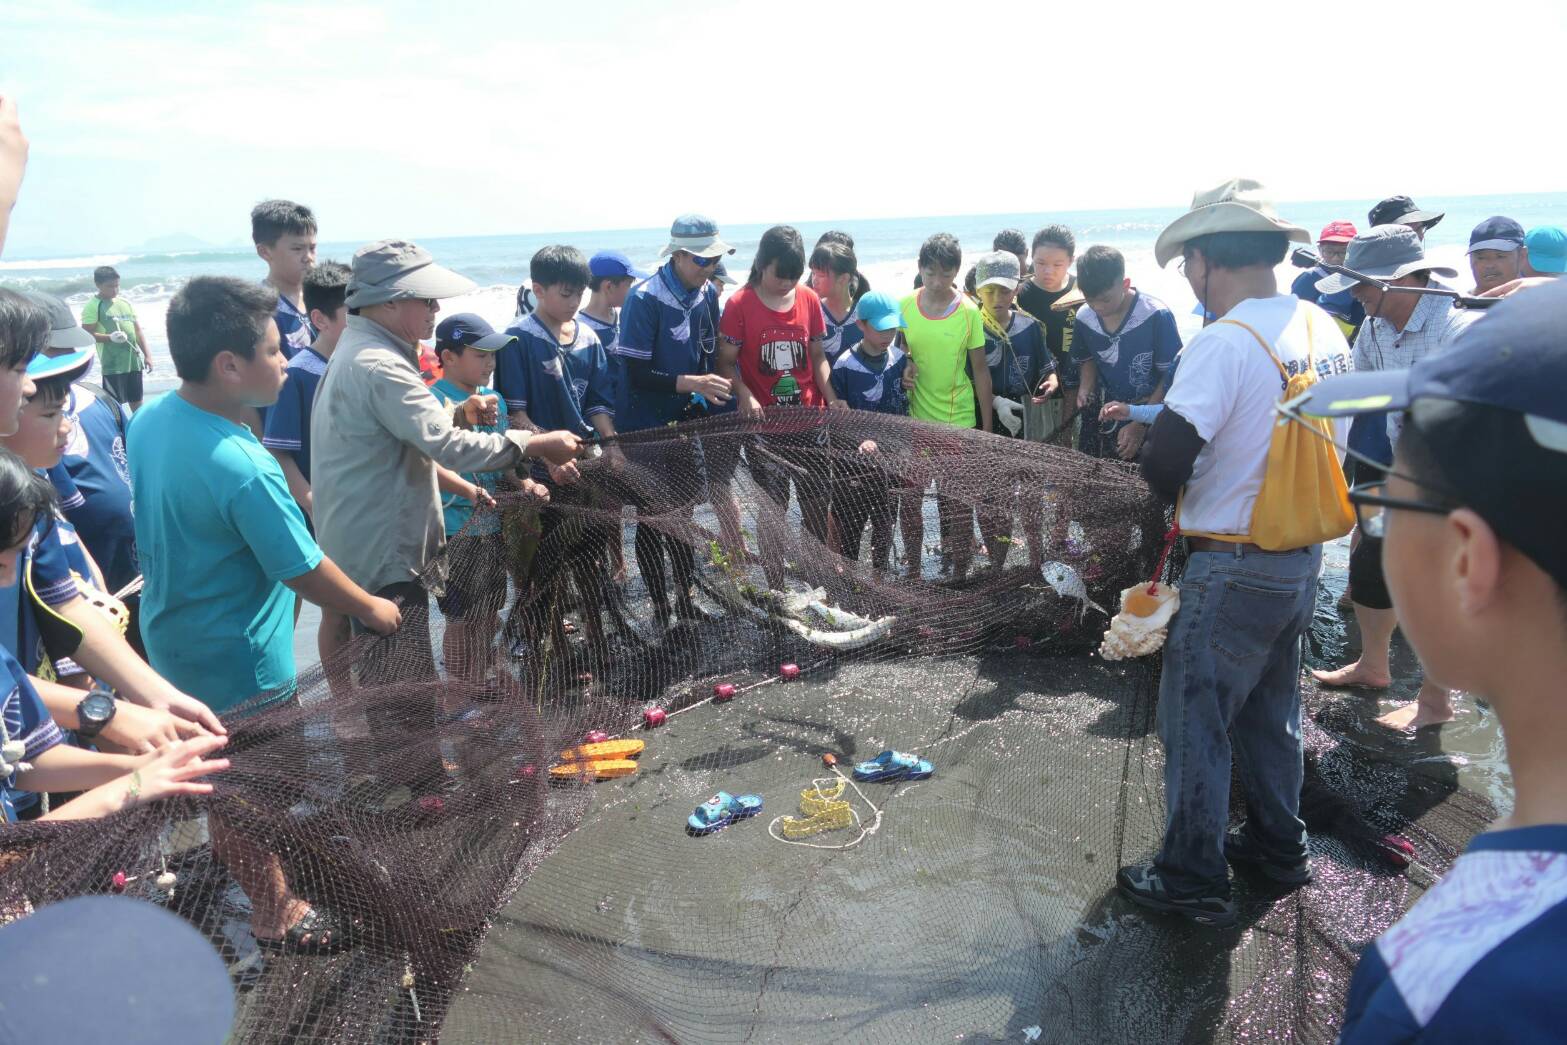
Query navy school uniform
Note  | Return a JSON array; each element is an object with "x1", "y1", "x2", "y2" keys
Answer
[
  {"x1": 830, "y1": 344, "x2": 910, "y2": 415},
  {"x1": 984, "y1": 310, "x2": 1054, "y2": 401},
  {"x1": 1069, "y1": 290, "x2": 1182, "y2": 404},
  {"x1": 261, "y1": 346, "x2": 329, "y2": 484},
  {"x1": 613, "y1": 261, "x2": 723, "y2": 432},
  {"x1": 496, "y1": 313, "x2": 615, "y2": 440},
  {"x1": 577, "y1": 310, "x2": 619, "y2": 399},
  {"x1": 58, "y1": 384, "x2": 137, "y2": 593},
  {"x1": 821, "y1": 301, "x2": 865, "y2": 365}
]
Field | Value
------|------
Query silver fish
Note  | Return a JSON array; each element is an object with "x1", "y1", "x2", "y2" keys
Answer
[{"x1": 1041, "y1": 561, "x2": 1109, "y2": 622}]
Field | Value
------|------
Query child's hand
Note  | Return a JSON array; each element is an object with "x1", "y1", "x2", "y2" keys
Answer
[
  {"x1": 858, "y1": 439, "x2": 879, "y2": 455},
  {"x1": 548, "y1": 460, "x2": 580, "y2": 486},
  {"x1": 901, "y1": 359, "x2": 919, "y2": 391},
  {"x1": 100, "y1": 701, "x2": 188, "y2": 755},
  {"x1": 520, "y1": 477, "x2": 551, "y2": 501},
  {"x1": 528, "y1": 430, "x2": 584, "y2": 465},
  {"x1": 1116, "y1": 421, "x2": 1147, "y2": 461},
  {"x1": 125, "y1": 735, "x2": 230, "y2": 807},
  {"x1": 1099, "y1": 401, "x2": 1131, "y2": 422},
  {"x1": 1031, "y1": 374, "x2": 1059, "y2": 404},
  {"x1": 469, "y1": 483, "x2": 497, "y2": 510},
  {"x1": 737, "y1": 392, "x2": 765, "y2": 420},
  {"x1": 828, "y1": 398, "x2": 849, "y2": 412},
  {"x1": 1077, "y1": 385, "x2": 1096, "y2": 411},
  {"x1": 460, "y1": 394, "x2": 500, "y2": 429},
  {"x1": 359, "y1": 596, "x2": 402, "y2": 636},
  {"x1": 680, "y1": 373, "x2": 732, "y2": 404},
  {"x1": 108, "y1": 330, "x2": 129, "y2": 344}
]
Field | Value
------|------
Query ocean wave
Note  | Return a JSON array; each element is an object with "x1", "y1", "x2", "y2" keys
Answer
[{"x1": 0, "y1": 253, "x2": 131, "y2": 271}]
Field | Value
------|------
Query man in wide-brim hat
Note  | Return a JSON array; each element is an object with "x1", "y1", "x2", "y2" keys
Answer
[
  {"x1": 1307, "y1": 224, "x2": 1479, "y2": 732},
  {"x1": 1117, "y1": 179, "x2": 1356, "y2": 929}
]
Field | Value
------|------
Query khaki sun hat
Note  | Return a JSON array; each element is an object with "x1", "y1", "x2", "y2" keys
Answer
[
  {"x1": 345, "y1": 239, "x2": 477, "y2": 309},
  {"x1": 1153, "y1": 178, "x2": 1310, "y2": 268}
]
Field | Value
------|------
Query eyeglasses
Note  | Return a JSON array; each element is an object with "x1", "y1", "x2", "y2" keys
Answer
[{"x1": 1347, "y1": 480, "x2": 1454, "y2": 538}]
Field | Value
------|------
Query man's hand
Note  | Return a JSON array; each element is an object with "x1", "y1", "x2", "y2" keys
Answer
[
  {"x1": 1100, "y1": 400, "x2": 1131, "y2": 423},
  {"x1": 140, "y1": 687, "x2": 226, "y2": 737},
  {"x1": 678, "y1": 373, "x2": 732, "y2": 404},
  {"x1": 737, "y1": 392, "x2": 764, "y2": 420},
  {"x1": 548, "y1": 460, "x2": 580, "y2": 485},
  {"x1": 358, "y1": 595, "x2": 402, "y2": 636},
  {"x1": 527, "y1": 429, "x2": 583, "y2": 465},
  {"x1": 460, "y1": 393, "x2": 500, "y2": 428},
  {"x1": 604, "y1": 443, "x2": 626, "y2": 473},
  {"x1": 1031, "y1": 374, "x2": 1059, "y2": 404},
  {"x1": 1116, "y1": 421, "x2": 1147, "y2": 461},
  {"x1": 100, "y1": 700, "x2": 192, "y2": 754}
]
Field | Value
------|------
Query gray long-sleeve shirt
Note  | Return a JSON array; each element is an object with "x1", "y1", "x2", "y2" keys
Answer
[{"x1": 310, "y1": 315, "x2": 530, "y2": 592}]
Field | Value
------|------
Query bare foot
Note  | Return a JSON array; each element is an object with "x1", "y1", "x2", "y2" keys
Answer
[
  {"x1": 1311, "y1": 660, "x2": 1392, "y2": 690},
  {"x1": 1376, "y1": 696, "x2": 1456, "y2": 731}
]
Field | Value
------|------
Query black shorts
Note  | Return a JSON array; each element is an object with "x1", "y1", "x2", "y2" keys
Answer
[
  {"x1": 102, "y1": 370, "x2": 144, "y2": 406},
  {"x1": 435, "y1": 533, "x2": 509, "y2": 620},
  {"x1": 1348, "y1": 533, "x2": 1392, "y2": 610}
]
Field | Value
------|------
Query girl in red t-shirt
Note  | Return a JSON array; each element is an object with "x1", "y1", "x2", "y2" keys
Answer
[{"x1": 717, "y1": 225, "x2": 844, "y2": 587}]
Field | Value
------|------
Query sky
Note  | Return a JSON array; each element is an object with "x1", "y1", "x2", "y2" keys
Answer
[{"x1": 4, "y1": 0, "x2": 1565, "y2": 258}]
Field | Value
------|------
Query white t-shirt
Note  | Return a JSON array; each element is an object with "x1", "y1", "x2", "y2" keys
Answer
[{"x1": 1163, "y1": 294, "x2": 1353, "y2": 536}]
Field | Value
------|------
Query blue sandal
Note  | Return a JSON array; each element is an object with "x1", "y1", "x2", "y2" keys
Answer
[
  {"x1": 687, "y1": 791, "x2": 763, "y2": 835},
  {"x1": 852, "y1": 750, "x2": 934, "y2": 783}
]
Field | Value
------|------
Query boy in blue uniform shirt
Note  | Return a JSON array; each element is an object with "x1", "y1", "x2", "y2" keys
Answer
[
  {"x1": 828, "y1": 291, "x2": 911, "y2": 569},
  {"x1": 1070, "y1": 245, "x2": 1181, "y2": 460},
  {"x1": 251, "y1": 199, "x2": 318, "y2": 360},
  {"x1": 1299, "y1": 280, "x2": 1567, "y2": 1044},
  {"x1": 577, "y1": 250, "x2": 647, "y2": 398},
  {"x1": 428, "y1": 313, "x2": 514, "y2": 686},
  {"x1": 263, "y1": 260, "x2": 350, "y2": 518}
]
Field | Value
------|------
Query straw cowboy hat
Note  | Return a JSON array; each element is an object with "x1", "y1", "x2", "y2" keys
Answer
[{"x1": 1154, "y1": 178, "x2": 1310, "y2": 268}]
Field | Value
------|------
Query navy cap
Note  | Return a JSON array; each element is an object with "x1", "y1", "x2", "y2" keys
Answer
[
  {"x1": 1367, "y1": 194, "x2": 1445, "y2": 230},
  {"x1": 1467, "y1": 215, "x2": 1526, "y2": 254},
  {"x1": 0, "y1": 896, "x2": 234, "y2": 1043},
  {"x1": 434, "y1": 312, "x2": 516, "y2": 352},
  {"x1": 588, "y1": 250, "x2": 649, "y2": 281},
  {"x1": 1300, "y1": 279, "x2": 1567, "y2": 586}
]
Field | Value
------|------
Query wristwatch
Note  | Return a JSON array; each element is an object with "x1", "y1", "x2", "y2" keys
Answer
[{"x1": 75, "y1": 688, "x2": 118, "y2": 740}]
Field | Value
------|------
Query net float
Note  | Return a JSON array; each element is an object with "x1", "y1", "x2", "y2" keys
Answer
[
  {"x1": 713, "y1": 683, "x2": 736, "y2": 702},
  {"x1": 642, "y1": 707, "x2": 667, "y2": 728},
  {"x1": 779, "y1": 663, "x2": 801, "y2": 680},
  {"x1": 110, "y1": 870, "x2": 127, "y2": 893},
  {"x1": 583, "y1": 730, "x2": 610, "y2": 744},
  {"x1": 418, "y1": 796, "x2": 445, "y2": 814}
]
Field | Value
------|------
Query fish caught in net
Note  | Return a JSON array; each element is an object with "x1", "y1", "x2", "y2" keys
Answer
[{"x1": 0, "y1": 408, "x2": 1492, "y2": 1043}]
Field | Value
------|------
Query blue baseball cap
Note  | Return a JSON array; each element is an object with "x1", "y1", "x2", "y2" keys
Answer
[
  {"x1": 434, "y1": 312, "x2": 516, "y2": 352},
  {"x1": 0, "y1": 896, "x2": 234, "y2": 1043},
  {"x1": 588, "y1": 250, "x2": 649, "y2": 281},
  {"x1": 1299, "y1": 279, "x2": 1567, "y2": 586},
  {"x1": 1524, "y1": 225, "x2": 1566, "y2": 273},
  {"x1": 853, "y1": 291, "x2": 906, "y2": 332},
  {"x1": 27, "y1": 347, "x2": 93, "y2": 382},
  {"x1": 1467, "y1": 215, "x2": 1525, "y2": 254}
]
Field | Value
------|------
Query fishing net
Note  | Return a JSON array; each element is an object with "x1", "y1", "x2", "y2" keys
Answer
[{"x1": 0, "y1": 408, "x2": 1492, "y2": 1043}]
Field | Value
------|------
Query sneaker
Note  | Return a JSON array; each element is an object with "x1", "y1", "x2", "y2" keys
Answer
[
  {"x1": 1223, "y1": 827, "x2": 1313, "y2": 887},
  {"x1": 1116, "y1": 864, "x2": 1237, "y2": 928}
]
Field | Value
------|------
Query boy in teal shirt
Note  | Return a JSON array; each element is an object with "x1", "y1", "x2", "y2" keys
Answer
[
  {"x1": 129, "y1": 275, "x2": 401, "y2": 953},
  {"x1": 81, "y1": 265, "x2": 151, "y2": 411},
  {"x1": 428, "y1": 313, "x2": 513, "y2": 687}
]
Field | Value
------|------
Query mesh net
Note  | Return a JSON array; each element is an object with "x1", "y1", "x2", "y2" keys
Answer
[{"x1": 0, "y1": 408, "x2": 1493, "y2": 1043}]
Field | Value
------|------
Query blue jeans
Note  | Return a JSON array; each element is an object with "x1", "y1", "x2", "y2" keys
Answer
[{"x1": 1154, "y1": 543, "x2": 1321, "y2": 894}]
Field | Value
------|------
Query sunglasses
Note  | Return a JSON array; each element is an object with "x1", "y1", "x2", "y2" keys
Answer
[{"x1": 684, "y1": 253, "x2": 720, "y2": 269}]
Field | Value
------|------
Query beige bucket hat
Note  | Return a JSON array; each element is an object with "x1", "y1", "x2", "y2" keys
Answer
[{"x1": 1154, "y1": 178, "x2": 1310, "y2": 268}]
